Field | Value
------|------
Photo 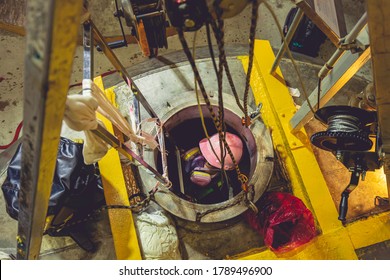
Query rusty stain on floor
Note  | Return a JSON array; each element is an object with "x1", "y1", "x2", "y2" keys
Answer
[{"x1": 0, "y1": 100, "x2": 10, "y2": 111}]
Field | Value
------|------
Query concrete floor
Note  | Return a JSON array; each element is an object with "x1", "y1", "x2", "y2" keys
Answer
[{"x1": 1, "y1": 0, "x2": 385, "y2": 259}]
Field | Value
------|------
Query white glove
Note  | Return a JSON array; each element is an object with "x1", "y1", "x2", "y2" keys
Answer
[{"x1": 64, "y1": 95, "x2": 109, "y2": 164}]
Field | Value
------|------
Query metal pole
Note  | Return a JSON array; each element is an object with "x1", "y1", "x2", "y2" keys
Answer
[
  {"x1": 270, "y1": 8, "x2": 304, "y2": 74},
  {"x1": 83, "y1": 22, "x2": 94, "y2": 83},
  {"x1": 17, "y1": 0, "x2": 83, "y2": 259},
  {"x1": 318, "y1": 12, "x2": 367, "y2": 79},
  {"x1": 92, "y1": 124, "x2": 168, "y2": 185},
  {"x1": 89, "y1": 20, "x2": 159, "y2": 119},
  {"x1": 175, "y1": 147, "x2": 185, "y2": 194}
]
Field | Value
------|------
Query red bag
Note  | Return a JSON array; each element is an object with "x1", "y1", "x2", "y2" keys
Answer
[{"x1": 245, "y1": 192, "x2": 317, "y2": 253}]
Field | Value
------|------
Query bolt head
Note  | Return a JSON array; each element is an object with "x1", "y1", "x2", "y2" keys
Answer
[{"x1": 184, "y1": 19, "x2": 196, "y2": 28}]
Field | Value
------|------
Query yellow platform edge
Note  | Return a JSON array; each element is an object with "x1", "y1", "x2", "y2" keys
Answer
[
  {"x1": 234, "y1": 40, "x2": 390, "y2": 260},
  {"x1": 94, "y1": 76, "x2": 142, "y2": 260}
]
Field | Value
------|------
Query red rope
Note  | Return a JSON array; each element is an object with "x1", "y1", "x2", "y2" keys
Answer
[{"x1": 0, "y1": 121, "x2": 23, "y2": 150}]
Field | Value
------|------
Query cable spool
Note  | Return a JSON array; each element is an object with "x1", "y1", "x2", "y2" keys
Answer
[{"x1": 310, "y1": 106, "x2": 376, "y2": 152}]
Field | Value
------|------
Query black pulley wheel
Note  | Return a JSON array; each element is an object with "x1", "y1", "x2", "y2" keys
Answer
[{"x1": 310, "y1": 131, "x2": 373, "y2": 152}]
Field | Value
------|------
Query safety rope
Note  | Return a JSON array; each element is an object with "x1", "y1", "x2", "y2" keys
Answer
[
  {"x1": 210, "y1": 0, "x2": 259, "y2": 127},
  {"x1": 242, "y1": 0, "x2": 260, "y2": 127},
  {"x1": 177, "y1": 28, "x2": 248, "y2": 189},
  {"x1": 174, "y1": 0, "x2": 264, "y2": 190},
  {"x1": 208, "y1": 9, "x2": 245, "y2": 114},
  {"x1": 262, "y1": 0, "x2": 317, "y2": 115},
  {"x1": 212, "y1": 3, "x2": 228, "y2": 181},
  {"x1": 46, "y1": 182, "x2": 161, "y2": 233}
]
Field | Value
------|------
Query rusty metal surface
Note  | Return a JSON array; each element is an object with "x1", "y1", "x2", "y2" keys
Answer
[
  {"x1": 17, "y1": 0, "x2": 83, "y2": 259},
  {"x1": 0, "y1": 0, "x2": 26, "y2": 35},
  {"x1": 356, "y1": 238, "x2": 390, "y2": 260}
]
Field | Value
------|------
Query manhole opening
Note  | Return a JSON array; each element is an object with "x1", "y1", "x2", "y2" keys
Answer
[{"x1": 156, "y1": 106, "x2": 256, "y2": 205}]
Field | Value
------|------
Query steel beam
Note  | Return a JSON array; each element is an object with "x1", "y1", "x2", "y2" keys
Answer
[
  {"x1": 367, "y1": 0, "x2": 390, "y2": 198},
  {"x1": 290, "y1": 26, "x2": 371, "y2": 133},
  {"x1": 17, "y1": 0, "x2": 83, "y2": 259}
]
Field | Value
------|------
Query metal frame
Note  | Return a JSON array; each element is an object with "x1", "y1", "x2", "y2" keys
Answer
[
  {"x1": 271, "y1": 0, "x2": 349, "y2": 77},
  {"x1": 367, "y1": 0, "x2": 390, "y2": 198},
  {"x1": 290, "y1": 26, "x2": 371, "y2": 133},
  {"x1": 17, "y1": 0, "x2": 83, "y2": 259},
  {"x1": 273, "y1": 9, "x2": 369, "y2": 133},
  {"x1": 318, "y1": 12, "x2": 367, "y2": 79}
]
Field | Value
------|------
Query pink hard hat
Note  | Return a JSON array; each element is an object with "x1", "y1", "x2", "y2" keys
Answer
[{"x1": 199, "y1": 132, "x2": 243, "y2": 170}]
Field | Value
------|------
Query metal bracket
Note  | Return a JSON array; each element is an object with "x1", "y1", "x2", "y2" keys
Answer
[
  {"x1": 249, "y1": 102, "x2": 263, "y2": 123},
  {"x1": 339, "y1": 32, "x2": 370, "y2": 54}
]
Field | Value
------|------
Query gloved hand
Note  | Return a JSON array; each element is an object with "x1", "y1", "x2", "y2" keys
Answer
[{"x1": 64, "y1": 94, "x2": 109, "y2": 164}]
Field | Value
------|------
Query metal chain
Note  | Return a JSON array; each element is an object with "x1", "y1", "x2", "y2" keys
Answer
[
  {"x1": 196, "y1": 193, "x2": 245, "y2": 221},
  {"x1": 244, "y1": 184, "x2": 258, "y2": 214},
  {"x1": 195, "y1": 184, "x2": 257, "y2": 221},
  {"x1": 45, "y1": 184, "x2": 160, "y2": 234}
]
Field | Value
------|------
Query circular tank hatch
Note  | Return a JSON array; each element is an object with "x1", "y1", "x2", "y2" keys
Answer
[{"x1": 139, "y1": 92, "x2": 274, "y2": 223}]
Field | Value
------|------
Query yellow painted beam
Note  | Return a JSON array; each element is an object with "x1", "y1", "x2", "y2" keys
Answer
[
  {"x1": 347, "y1": 212, "x2": 390, "y2": 250},
  {"x1": 239, "y1": 40, "x2": 340, "y2": 234},
  {"x1": 232, "y1": 227, "x2": 357, "y2": 260},
  {"x1": 232, "y1": 212, "x2": 390, "y2": 260},
  {"x1": 93, "y1": 76, "x2": 142, "y2": 260},
  {"x1": 236, "y1": 40, "x2": 359, "y2": 259},
  {"x1": 236, "y1": 40, "x2": 390, "y2": 259}
]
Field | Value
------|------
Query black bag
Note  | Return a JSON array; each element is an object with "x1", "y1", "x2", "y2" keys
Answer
[
  {"x1": 283, "y1": 7, "x2": 327, "y2": 57},
  {"x1": 1, "y1": 137, "x2": 105, "y2": 251}
]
